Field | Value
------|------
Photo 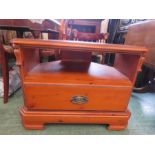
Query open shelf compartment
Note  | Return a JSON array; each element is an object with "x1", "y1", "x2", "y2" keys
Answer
[{"x1": 25, "y1": 60, "x2": 132, "y2": 87}]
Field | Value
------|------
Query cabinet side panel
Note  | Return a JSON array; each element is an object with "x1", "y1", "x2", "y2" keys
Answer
[
  {"x1": 14, "y1": 48, "x2": 40, "y2": 107},
  {"x1": 114, "y1": 54, "x2": 141, "y2": 84},
  {"x1": 22, "y1": 48, "x2": 40, "y2": 75}
]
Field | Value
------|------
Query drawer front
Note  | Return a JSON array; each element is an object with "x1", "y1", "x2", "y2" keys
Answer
[{"x1": 24, "y1": 84, "x2": 132, "y2": 111}]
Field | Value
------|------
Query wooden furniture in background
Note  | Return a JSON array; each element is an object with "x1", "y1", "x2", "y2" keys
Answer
[
  {"x1": 0, "y1": 30, "x2": 15, "y2": 103},
  {"x1": 0, "y1": 19, "x2": 60, "y2": 62},
  {"x1": 0, "y1": 19, "x2": 60, "y2": 38},
  {"x1": 12, "y1": 39, "x2": 147, "y2": 130},
  {"x1": 64, "y1": 19, "x2": 102, "y2": 41},
  {"x1": 0, "y1": 45, "x2": 9, "y2": 103},
  {"x1": 125, "y1": 20, "x2": 155, "y2": 92},
  {"x1": 0, "y1": 30, "x2": 18, "y2": 103},
  {"x1": 59, "y1": 19, "x2": 109, "y2": 63},
  {"x1": 0, "y1": 19, "x2": 60, "y2": 103}
]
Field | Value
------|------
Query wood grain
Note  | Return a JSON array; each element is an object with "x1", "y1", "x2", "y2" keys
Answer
[
  {"x1": 12, "y1": 39, "x2": 147, "y2": 54},
  {"x1": 13, "y1": 39, "x2": 147, "y2": 130}
]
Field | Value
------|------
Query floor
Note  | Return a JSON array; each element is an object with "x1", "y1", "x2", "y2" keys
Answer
[{"x1": 0, "y1": 89, "x2": 155, "y2": 135}]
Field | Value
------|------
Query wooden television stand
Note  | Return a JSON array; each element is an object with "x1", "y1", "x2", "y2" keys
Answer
[{"x1": 12, "y1": 39, "x2": 147, "y2": 130}]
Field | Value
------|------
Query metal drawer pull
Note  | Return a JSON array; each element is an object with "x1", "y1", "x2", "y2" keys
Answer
[{"x1": 71, "y1": 96, "x2": 88, "y2": 104}]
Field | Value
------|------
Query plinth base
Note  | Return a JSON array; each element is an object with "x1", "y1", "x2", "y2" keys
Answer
[{"x1": 20, "y1": 107, "x2": 131, "y2": 131}]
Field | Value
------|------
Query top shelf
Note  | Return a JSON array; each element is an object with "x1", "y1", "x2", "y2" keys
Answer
[{"x1": 12, "y1": 39, "x2": 148, "y2": 54}]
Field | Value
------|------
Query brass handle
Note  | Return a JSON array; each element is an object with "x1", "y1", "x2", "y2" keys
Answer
[{"x1": 71, "y1": 96, "x2": 88, "y2": 104}]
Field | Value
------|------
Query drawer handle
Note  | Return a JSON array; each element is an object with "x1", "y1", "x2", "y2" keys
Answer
[{"x1": 71, "y1": 96, "x2": 88, "y2": 104}]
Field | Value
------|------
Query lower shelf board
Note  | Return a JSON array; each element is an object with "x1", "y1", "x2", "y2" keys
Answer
[
  {"x1": 20, "y1": 107, "x2": 131, "y2": 131},
  {"x1": 25, "y1": 61, "x2": 132, "y2": 87}
]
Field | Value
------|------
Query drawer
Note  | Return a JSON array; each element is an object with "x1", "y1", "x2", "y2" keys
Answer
[{"x1": 24, "y1": 84, "x2": 132, "y2": 111}]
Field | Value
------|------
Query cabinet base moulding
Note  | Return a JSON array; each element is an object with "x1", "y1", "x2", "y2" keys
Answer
[{"x1": 20, "y1": 106, "x2": 131, "y2": 131}]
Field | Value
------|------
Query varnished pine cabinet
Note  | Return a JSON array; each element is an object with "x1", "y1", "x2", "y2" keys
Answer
[{"x1": 12, "y1": 39, "x2": 147, "y2": 130}]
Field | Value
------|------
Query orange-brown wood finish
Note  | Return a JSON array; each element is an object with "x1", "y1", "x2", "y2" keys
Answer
[
  {"x1": 20, "y1": 107, "x2": 131, "y2": 130},
  {"x1": 12, "y1": 39, "x2": 147, "y2": 130}
]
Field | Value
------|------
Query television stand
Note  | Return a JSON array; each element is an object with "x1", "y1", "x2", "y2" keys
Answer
[{"x1": 12, "y1": 39, "x2": 147, "y2": 130}]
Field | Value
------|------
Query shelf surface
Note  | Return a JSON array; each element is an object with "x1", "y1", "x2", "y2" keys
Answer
[
  {"x1": 24, "y1": 61, "x2": 132, "y2": 87},
  {"x1": 12, "y1": 38, "x2": 148, "y2": 54}
]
